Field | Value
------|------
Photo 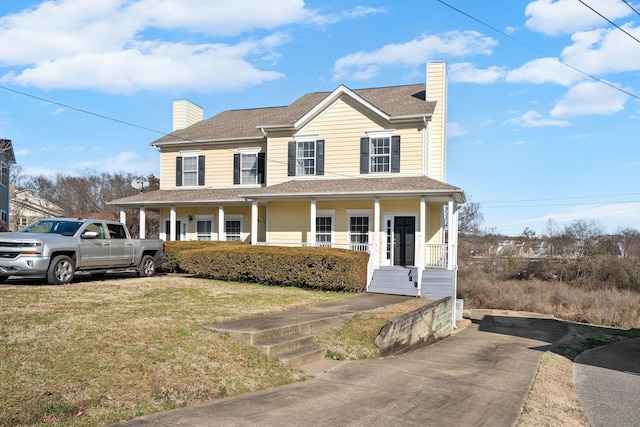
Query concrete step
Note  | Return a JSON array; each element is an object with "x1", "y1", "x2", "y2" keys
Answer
[
  {"x1": 278, "y1": 345, "x2": 327, "y2": 369},
  {"x1": 257, "y1": 333, "x2": 317, "y2": 358}
]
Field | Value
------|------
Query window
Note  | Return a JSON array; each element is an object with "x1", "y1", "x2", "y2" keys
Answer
[
  {"x1": 107, "y1": 223, "x2": 127, "y2": 239},
  {"x1": 176, "y1": 154, "x2": 205, "y2": 187},
  {"x1": 225, "y1": 220, "x2": 242, "y2": 241},
  {"x1": 288, "y1": 140, "x2": 324, "y2": 176},
  {"x1": 234, "y1": 151, "x2": 265, "y2": 185},
  {"x1": 0, "y1": 162, "x2": 7, "y2": 186},
  {"x1": 196, "y1": 220, "x2": 213, "y2": 241},
  {"x1": 316, "y1": 216, "x2": 333, "y2": 247},
  {"x1": 360, "y1": 135, "x2": 400, "y2": 174},
  {"x1": 19, "y1": 217, "x2": 28, "y2": 228},
  {"x1": 349, "y1": 216, "x2": 369, "y2": 251}
]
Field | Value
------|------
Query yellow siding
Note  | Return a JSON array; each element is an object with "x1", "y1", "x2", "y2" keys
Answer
[
  {"x1": 267, "y1": 96, "x2": 425, "y2": 186},
  {"x1": 427, "y1": 62, "x2": 447, "y2": 182},
  {"x1": 160, "y1": 142, "x2": 266, "y2": 190},
  {"x1": 172, "y1": 100, "x2": 203, "y2": 131},
  {"x1": 427, "y1": 205, "x2": 443, "y2": 243},
  {"x1": 267, "y1": 201, "x2": 310, "y2": 243}
]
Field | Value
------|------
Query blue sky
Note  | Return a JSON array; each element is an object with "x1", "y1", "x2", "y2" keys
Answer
[{"x1": 0, "y1": 0, "x2": 639, "y2": 236}]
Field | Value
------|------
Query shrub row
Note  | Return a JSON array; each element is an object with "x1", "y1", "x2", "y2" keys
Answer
[{"x1": 160, "y1": 241, "x2": 368, "y2": 292}]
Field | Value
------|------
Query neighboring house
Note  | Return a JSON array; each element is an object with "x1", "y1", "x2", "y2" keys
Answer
[
  {"x1": 110, "y1": 62, "x2": 465, "y2": 306},
  {"x1": 0, "y1": 139, "x2": 16, "y2": 229},
  {"x1": 9, "y1": 185, "x2": 64, "y2": 231}
]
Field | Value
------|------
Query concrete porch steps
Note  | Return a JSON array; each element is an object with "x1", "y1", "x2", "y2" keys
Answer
[{"x1": 204, "y1": 293, "x2": 412, "y2": 369}]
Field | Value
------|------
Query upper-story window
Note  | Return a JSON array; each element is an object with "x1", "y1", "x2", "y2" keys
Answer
[
  {"x1": 176, "y1": 152, "x2": 205, "y2": 187},
  {"x1": 288, "y1": 139, "x2": 324, "y2": 177},
  {"x1": 360, "y1": 134, "x2": 400, "y2": 174},
  {"x1": 0, "y1": 162, "x2": 8, "y2": 187},
  {"x1": 233, "y1": 150, "x2": 265, "y2": 185}
]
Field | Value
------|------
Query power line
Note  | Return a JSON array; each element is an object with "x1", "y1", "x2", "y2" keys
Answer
[
  {"x1": 577, "y1": 0, "x2": 640, "y2": 45},
  {"x1": 435, "y1": 0, "x2": 640, "y2": 102},
  {"x1": 622, "y1": 0, "x2": 640, "y2": 17}
]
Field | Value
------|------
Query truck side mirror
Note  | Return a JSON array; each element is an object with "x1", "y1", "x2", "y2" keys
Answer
[{"x1": 81, "y1": 231, "x2": 99, "y2": 239}]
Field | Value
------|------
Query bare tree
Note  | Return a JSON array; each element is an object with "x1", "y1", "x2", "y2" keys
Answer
[{"x1": 458, "y1": 198, "x2": 484, "y2": 235}]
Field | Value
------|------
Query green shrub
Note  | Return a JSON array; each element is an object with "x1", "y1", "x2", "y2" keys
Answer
[
  {"x1": 159, "y1": 241, "x2": 247, "y2": 273},
  {"x1": 161, "y1": 242, "x2": 368, "y2": 292}
]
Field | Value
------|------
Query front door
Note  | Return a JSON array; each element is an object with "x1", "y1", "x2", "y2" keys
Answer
[{"x1": 394, "y1": 216, "x2": 415, "y2": 266}]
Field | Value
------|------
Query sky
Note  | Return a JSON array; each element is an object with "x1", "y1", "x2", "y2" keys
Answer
[{"x1": 0, "y1": 0, "x2": 639, "y2": 237}]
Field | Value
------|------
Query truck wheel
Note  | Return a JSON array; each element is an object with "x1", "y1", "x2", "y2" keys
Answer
[
  {"x1": 137, "y1": 255, "x2": 156, "y2": 277},
  {"x1": 47, "y1": 255, "x2": 75, "y2": 285}
]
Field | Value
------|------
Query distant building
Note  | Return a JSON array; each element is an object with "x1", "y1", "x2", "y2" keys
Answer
[
  {"x1": 9, "y1": 185, "x2": 63, "y2": 231},
  {"x1": 0, "y1": 139, "x2": 16, "y2": 229}
]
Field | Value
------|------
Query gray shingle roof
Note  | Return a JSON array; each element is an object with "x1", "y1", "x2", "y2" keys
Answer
[
  {"x1": 109, "y1": 176, "x2": 464, "y2": 206},
  {"x1": 152, "y1": 84, "x2": 434, "y2": 145}
]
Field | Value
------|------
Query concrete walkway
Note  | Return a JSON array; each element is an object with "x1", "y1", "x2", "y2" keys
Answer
[
  {"x1": 114, "y1": 305, "x2": 567, "y2": 427},
  {"x1": 574, "y1": 337, "x2": 640, "y2": 427}
]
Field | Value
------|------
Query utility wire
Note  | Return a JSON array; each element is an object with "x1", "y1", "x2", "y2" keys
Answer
[
  {"x1": 622, "y1": 0, "x2": 640, "y2": 17},
  {"x1": 435, "y1": 0, "x2": 640, "y2": 102},
  {"x1": 577, "y1": 0, "x2": 640, "y2": 45}
]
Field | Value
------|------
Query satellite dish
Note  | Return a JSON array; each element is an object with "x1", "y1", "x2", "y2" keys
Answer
[{"x1": 131, "y1": 179, "x2": 149, "y2": 192}]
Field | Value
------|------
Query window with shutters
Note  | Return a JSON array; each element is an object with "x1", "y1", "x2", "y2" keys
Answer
[
  {"x1": 175, "y1": 152, "x2": 205, "y2": 187},
  {"x1": 360, "y1": 133, "x2": 400, "y2": 175},
  {"x1": 288, "y1": 138, "x2": 324, "y2": 177},
  {"x1": 234, "y1": 149, "x2": 265, "y2": 185}
]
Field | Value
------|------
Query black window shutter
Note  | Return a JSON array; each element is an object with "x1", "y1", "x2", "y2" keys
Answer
[
  {"x1": 176, "y1": 157, "x2": 183, "y2": 186},
  {"x1": 360, "y1": 137, "x2": 369, "y2": 174},
  {"x1": 233, "y1": 154, "x2": 240, "y2": 185},
  {"x1": 316, "y1": 140, "x2": 324, "y2": 176},
  {"x1": 391, "y1": 135, "x2": 400, "y2": 173},
  {"x1": 198, "y1": 155, "x2": 205, "y2": 185},
  {"x1": 287, "y1": 141, "x2": 296, "y2": 176},
  {"x1": 258, "y1": 153, "x2": 265, "y2": 184}
]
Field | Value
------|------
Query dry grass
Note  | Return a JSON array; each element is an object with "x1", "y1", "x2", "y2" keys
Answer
[
  {"x1": 0, "y1": 275, "x2": 346, "y2": 426},
  {"x1": 316, "y1": 298, "x2": 433, "y2": 360}
]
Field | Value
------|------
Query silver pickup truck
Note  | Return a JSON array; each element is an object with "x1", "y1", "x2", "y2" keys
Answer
[{"x1": 0, "y1": 218, "x2": 165, "y2": 285}]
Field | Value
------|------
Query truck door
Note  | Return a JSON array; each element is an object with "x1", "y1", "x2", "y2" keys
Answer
[
  {"x1": 78, "y1": 222, "x2": 111, "y2": 268},
  {"x1": 106, "y1": 223, "x2": 134, "y2": 267}
]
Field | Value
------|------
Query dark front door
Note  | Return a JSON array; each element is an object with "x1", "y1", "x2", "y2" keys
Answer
[{"x1": 394, "y1": 216, "x2": 415, "y2": 266}]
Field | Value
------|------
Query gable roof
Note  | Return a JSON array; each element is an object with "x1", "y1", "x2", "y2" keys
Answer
[{"x1": 151, "y1": 84, "x2": 435, "y2": 146}]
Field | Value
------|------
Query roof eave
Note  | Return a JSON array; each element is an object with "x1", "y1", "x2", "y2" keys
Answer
[{"x1": 151, "y1": 135, "x2": 265, "y2": 148}]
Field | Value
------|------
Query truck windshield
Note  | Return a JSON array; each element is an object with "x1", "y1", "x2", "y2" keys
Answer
[{"x1": 20, "y1": 220, "x2": 83, "y2": 236}]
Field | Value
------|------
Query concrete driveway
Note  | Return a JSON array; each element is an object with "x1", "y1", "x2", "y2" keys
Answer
[{"x1": 115, "y1": 310, "x2": 567, "y2": 427}]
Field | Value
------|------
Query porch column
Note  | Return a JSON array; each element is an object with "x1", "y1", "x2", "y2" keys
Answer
[
  {"x1": 139, "y1": 207, "x2": 146, "y2": 239},
  {"x1": 373, "y1": 197, "x2": 380, "y2": 268},
  {"x1": 218, "y1": 205, "x2": 225, "y2": 241},
  {"x1": 251, "y1": 200, "x2": 258, "y2": 245},
  {"x1": 170, "y1": 206, "x2": 177, "y2": 241},
  {"x1": 119, "y1": 208, "x2": 126, "y2": 224},
  {"x1": 448, "y1": 197, "x2": 456, "y2": 327},
  {"x1": 310, "y1": 199, "x2": 316, "y2": 246},
  {"x1": 417, "y1": 197, "x2": 426, "y2": 295}
]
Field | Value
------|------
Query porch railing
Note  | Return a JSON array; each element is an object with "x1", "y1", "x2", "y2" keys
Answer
[
  {"x1": 257, "y1": 242, "x2": 371, "y2": 252},
  {"x1": 424, "y1": 244, "x2": 448, "y2": 268}
]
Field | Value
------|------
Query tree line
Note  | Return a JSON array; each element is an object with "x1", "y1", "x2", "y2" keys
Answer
[{"x1": 11, "y1": 168, "x2": 160, "y2": 237}]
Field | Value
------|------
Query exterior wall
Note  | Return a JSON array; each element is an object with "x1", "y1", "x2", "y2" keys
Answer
[
  {"x1": 427, "y1": 62, "x2": 447, "y2": 182},
  {"x1": 267, "y1": 96, "x2": 425, "y2": 186},
  {"x1": 160, "y1": 204, "x2": 265, "y2": 242},
  {"x1": 427, "y1": 205, "x2": 443, "y2": 243},
  {"x1": 9, "y1": 187, "x2": 63, "y2": 231},
  {"x1": 159, "y1": 142, "x2": 266, "y2": 190}
]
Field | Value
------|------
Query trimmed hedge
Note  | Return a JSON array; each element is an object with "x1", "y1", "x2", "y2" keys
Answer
[{"x1": 160, "y1": 241, "x2": 368, "y2": 292}]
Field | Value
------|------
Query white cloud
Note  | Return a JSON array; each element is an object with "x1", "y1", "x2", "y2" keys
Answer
[
  {"x1": 342, "y1": 6, "x2": 386, "y2": 19},
  {"x1": 332, "y1": 30, "x2": 498, "y2": 81},
  {"x1": 550, "y1": 81, "x2": 629, "y2": 117},
  {"x1": 449, "y1": 62, "x2": 506, "y2": 84},
  {"x1": 525, "y1": 0, "x2": 632, "y2": 36},
  {"x1": 447, "y1": 122, "x2": 468, "y2": 137},
  {"x1": 0, "y1": 0, "x2": 321, "y2": 93},
  {"x1": 505, "y1": 110, "x2": 571, "y2": 128},
  {"x1": 544, "y1": 202, "x2": 640, "y2": 233},
  {"x1": 2, "y1": 39, "x2": 286, "y2": 93},
  {"x1": 76, "y1": 151, "x2": 159, "y2": 176},
  {"x1": 561, "y1": 25, "x2": 640, "y2": 75},
  {"x1": 506, "y1": 57, "x2": 584, "y2": 86}
]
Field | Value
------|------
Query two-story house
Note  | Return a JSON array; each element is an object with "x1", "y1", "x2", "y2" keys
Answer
[
  {"x1": 9, "y1": 185, "x2": 64, "y2": 231},
  {"x1": 110, "y1": 62, "x2": 465, "y2": 301},
  {"x1": 0, "y1": 139, "x2": 16, "y2": 230}
]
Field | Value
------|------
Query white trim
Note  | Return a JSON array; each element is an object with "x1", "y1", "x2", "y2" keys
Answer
[
  {"x1": 366, "y1": 129, "x2": 394, "y2": 138},
  {"x1": 381, "y1": 212, "x2": 419, "y2": 267},
  {"x1": 346, "y1": 209, "x2": 373, "y2": 216},
  {"x1": 179, "y1": 150, "x2": 201, "y2": 156},
  {"x1": 294, "y1": 134, "x2": 319, "y2": 142},
  {"x1": 237, "y1": 147, "x2": 261, "y2": 154}
]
